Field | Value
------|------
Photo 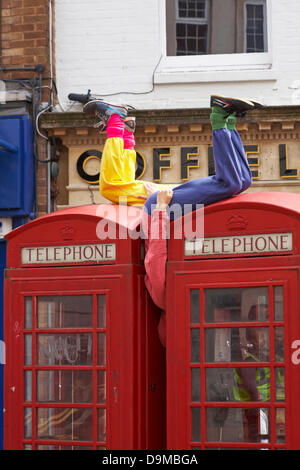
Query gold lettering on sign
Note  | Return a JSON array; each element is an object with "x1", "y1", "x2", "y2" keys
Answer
[
  {"x1": 21, "y1": 244, "x2": 116, "y2": 264},
  {"x1": 185, "y1": 233, "x2": 293, "y2": 257}
]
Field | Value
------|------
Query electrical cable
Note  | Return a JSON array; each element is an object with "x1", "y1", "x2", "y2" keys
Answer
[
  {"x1": 89, "y1": 54, "x2": 163, "y2": 99},
  {"x1": 42, "y1": 77, "x2": 58, "y2": 96},
  {"x1": 35, "y1": 104, "x2": 52, "y2": 140},
  {"x1": 0, "y1": 60, "x2": 57, "y2": 213},
  {"x1": 65, "y1": 54, "x2": 163, "y2": 111}
]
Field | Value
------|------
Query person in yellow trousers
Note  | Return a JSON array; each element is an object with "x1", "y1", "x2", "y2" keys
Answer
[{"x1": 84, "y1": 101, "x2": 169, "y2": 206}]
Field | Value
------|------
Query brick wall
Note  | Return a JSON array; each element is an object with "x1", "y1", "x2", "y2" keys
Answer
[
  {"x1": 1, "y1": 0, "x2": 52, "y2": 76},
  {"x1": 1, "y1": 0, "x2": 54, "y2": 216}
]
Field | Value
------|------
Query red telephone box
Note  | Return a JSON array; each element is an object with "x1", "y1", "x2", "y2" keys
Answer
[
  {"x1": 4, "y1": 204, "x2": 165, "y2": 450},
  {"x1": 166, "y1": 192, "x2": 300, "y2": 450}
]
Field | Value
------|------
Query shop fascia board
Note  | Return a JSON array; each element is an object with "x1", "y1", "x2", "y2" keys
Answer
[{"x1": 40, "y1": 106, "x2": 300, "y2": 131}]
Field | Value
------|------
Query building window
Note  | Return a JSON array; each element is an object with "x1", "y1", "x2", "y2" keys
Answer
[
  {"x1": 167, "y1": 0, "x2": 210, "y2": 55},
  {"x1": 176, "y1": 0, "x2": 210, "y2": 55},
  {"x1": 245, "y1": 1, "x2": 267, "y2": 52},
  {"x1": 166, "y1": 0, "x2": 268, "y2": 56}
]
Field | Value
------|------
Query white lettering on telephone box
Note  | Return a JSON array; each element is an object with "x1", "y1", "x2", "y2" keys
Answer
[
  {"x1": 185, "y1": 232, "x2": 293, "y2": 257},
  {"x1": 291, "y1": 340, "x2": 300, "y2": 365},
  {"x1": 21, "y1": 243, "x2": 116, "y2": 265}
]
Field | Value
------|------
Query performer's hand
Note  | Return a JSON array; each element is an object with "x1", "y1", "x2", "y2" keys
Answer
[
  {"x1": 156, "y1": 189, "x2": 173, "y2": 211},
  {"x1": 137, "y1": 182, "x2": 159, "y2": 200},
  {"x1": 144, "y1": 181, "x2": 159, "y2": 197}
]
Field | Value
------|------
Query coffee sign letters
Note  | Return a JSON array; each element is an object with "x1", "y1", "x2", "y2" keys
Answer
[{"x1": 76, "y1": 144, "x2": 298, "y2": 183}]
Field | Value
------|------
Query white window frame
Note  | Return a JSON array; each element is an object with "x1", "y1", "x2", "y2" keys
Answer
[
  {"x1": 176, "y1": 0, "x2": 209, "y2": 20},
  {"x1": 244, "y1": 0, "x2": 268, "y2": 53},
  {"x1": 156, "y1": 0, "x2": 275, "y2": 84},
  {"x1": 175, "y1": 0, "x2": 210, "y2": 55}
]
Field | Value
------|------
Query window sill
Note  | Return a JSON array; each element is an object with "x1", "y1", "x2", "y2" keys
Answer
[
  {"x1": 154, "y1": 53, "x2": 276, "y2": 84},
  {"x1": 155, "y1": 67, "x2": 277, "y2": 84}
]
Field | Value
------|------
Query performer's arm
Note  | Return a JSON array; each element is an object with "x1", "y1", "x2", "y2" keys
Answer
[{"x1": 143, "y1": 189, "x2": 173, "y2": 310}]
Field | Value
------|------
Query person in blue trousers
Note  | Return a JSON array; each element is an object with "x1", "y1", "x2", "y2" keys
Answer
[
  {"x1": 143, "y1": 94, "x2": 260, "y2": 220},
  {"x1": 83, "y1": 94, "x2": 261, "y2": 217}
]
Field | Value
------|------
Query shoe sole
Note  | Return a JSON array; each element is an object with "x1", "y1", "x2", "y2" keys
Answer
[
  {"x1": 246, "y1": 99, "x2": 264, "y2": 109},
  {"x1": 83, "y1": 99, "x2": 128, "y2": 117},
  {"x1": 211, "y1": 94, "x2": 254, "y2": 111}
]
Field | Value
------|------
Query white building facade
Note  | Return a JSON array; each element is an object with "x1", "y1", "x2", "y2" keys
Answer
[
  {"x1": 54, "y1": 0, "x2": 300, "y2": 109},
  {"x1": 42, "y1": 0, "x2": 300, "y2": 208}
]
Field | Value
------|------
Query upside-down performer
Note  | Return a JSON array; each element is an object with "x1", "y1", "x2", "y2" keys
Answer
[{"x1": 84, "y1": 95, "x2": 262, "y2": 345}]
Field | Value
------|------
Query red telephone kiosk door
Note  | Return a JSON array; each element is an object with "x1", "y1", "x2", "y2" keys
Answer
[
  {"x1": 166, "y1": 192, "x2": 300, "y2": 450},
  {"x1": 4, "y1": 205, "x2": 165, "y2": 450}
]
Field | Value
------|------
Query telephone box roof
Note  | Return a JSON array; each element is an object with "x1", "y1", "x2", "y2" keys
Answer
[
  {"x1": 203, "y1": 192, "x2": 300, "y2": 217},
  {"x1": 5, "y1": 203, "x2": 143, "y2": 241},
  {"x1": 5, "y1": 192, "x2": 300, "y2": 243}
]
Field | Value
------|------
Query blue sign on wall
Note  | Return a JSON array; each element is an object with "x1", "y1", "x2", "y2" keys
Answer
[{"x1": 0, "y1": 115, "x2": 35, "y2": 216}]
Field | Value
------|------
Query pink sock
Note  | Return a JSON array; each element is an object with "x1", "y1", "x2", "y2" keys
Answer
[
  {"x1": 123, "y1": 129, "x2": 135, "y2": 149},
  {"x1": 106, "y1": 114, "x2": 124, "y2": 138}
]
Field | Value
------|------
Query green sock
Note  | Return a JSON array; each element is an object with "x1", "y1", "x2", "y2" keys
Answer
[
  {"x1": 226, "y1": 112, "x2": 236, "y2": 130},
  {"x1": 210, "y1": 106, "x2": 228, "y2": 130}
]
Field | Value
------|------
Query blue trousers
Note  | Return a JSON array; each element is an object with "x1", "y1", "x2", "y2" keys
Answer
[{"x1": 144, "y1": 128, "x2": 252, "y2": 220}]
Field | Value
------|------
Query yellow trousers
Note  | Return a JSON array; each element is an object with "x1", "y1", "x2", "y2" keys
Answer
[{"x1": 100, "y1": 137, "x2": 171, "y2": 206}]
